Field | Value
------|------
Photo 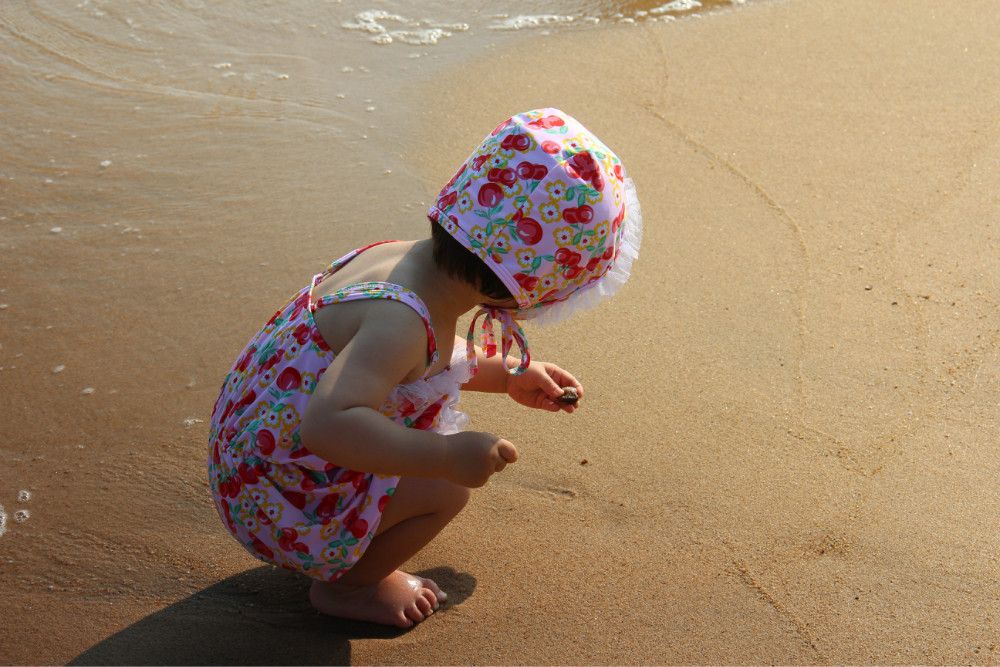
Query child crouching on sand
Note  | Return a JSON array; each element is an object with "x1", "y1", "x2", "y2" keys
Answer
[{"x1": 208, "y1": 108, "x2": 642, "y2": 627}]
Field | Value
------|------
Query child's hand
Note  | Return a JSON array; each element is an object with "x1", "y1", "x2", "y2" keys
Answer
[
  {"x1": 444, "y1": 431, "x2": 518, "y2": 488},
  {"x1": 506, "y1": 361, "x2": 583, "y2": 413}
]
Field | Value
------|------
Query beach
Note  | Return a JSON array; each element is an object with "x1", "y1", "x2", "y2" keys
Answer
[{"x1": 2, "y1": 0, "x2": 999, "y2": 664}]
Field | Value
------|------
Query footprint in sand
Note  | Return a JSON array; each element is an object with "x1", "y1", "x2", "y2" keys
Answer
[{"x1": 0, "y1": 490, "x2": 31, "y2": 538}]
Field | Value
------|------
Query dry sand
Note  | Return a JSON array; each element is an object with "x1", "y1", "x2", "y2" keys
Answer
[{"x1": 2, "y1": 0, "x2": 999, "y2": 664}]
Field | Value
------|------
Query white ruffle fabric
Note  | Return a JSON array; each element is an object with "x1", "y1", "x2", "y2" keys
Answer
[
  {"x1": 384, "y1": 343, "x2": 475, "y2": 435},
  {"x1": 522, "y1": 176, "x2": 643, "y2": 327}
]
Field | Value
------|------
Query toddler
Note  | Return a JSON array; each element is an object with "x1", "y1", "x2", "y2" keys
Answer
[{"x1": 208, "y1": 108, "x2": 642, "y2": 628}]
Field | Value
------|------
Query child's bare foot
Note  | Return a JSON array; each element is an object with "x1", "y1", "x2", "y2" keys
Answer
[{"x1": 309, "y1": 570, "x2": 447, "y2": 628}]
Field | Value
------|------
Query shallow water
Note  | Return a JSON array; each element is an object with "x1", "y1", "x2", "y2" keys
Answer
[{"x1": 0, "y1": 0, "x2": 750, "y2": 242}]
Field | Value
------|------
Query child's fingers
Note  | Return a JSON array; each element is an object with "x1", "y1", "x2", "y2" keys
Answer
[
  {"x1": 545, "y1": 395, "x2": 569, "y2": 412},
  {"x1": 542, "y1": 379, "x2": 584, "y2": 408},
  {"x1": 545, "y1": 365, "x2": 583, "y2": 397},
  {"x1": 497, "y1": 440, "x2": 518, "y2": 465},
  {"x1": 537, "y1": 370, "x2": 565, "y2": 401},
  {"x1": 557, "y1": 400, "x2": 578, "y2": 414},
  {"x1": 538, "y1": 395, "x2": 576, "y2": 414}
]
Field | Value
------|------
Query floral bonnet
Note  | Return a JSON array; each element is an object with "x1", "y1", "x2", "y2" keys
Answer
[{"x1": 428, "y1": 108, "x2": 642, "y2": 374}]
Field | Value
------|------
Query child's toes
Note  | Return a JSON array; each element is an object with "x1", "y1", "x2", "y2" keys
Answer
[
  {"x1": 419, "y1": 576, "x2": 447, "y2": 602},
  {"x1": 405, "y1": 601, "x2": 429, "y2": 625},
  {"x1": 415, "y1": 593, "x2": 434, "y2": 616},
  {"x1": 418, "y1": 585, "x2": 441, "y2": 609}
]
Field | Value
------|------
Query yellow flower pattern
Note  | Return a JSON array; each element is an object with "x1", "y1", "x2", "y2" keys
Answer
[{"x1": 427, "y1": 108, "x2": 631, "y2": 328}]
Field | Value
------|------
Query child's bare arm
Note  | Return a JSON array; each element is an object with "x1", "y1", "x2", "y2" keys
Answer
[
  {"x1": 302, "y1": 306, "x2": 444, "y2": 475},
  {"x1": 300, "y1": 307, "x2": 516, "y2": 486},
  {"x1": 461, "y1": 337, "x2": 519, "y2": 393},
  {"x1": 461, "y1": 336, "x2": 583, "y2": 413}
]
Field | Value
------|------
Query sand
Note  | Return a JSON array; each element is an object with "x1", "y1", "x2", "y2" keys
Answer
[{"x1": 2, "y1": 0, "x2": 999, "y2": 664}]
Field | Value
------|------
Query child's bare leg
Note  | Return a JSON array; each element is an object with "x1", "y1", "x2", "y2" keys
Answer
[{"x1": 310, "y1": 476, "x2": 470, "y2": 628}]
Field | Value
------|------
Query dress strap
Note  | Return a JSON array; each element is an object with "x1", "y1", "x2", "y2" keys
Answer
[{"x1": 312, "y1": 281, "x2": 440, "y2": 379}]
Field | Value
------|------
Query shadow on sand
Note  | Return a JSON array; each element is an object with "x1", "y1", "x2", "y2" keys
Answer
[{"x1": 69, "y1": 565, "x2": 476, "y2": 666}]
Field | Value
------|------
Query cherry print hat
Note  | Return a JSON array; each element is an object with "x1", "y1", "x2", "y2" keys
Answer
[{"x1": 428, "y1": 108, "x2": 642, "y2": 373}]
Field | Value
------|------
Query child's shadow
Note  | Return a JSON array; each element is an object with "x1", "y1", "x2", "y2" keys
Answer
[{"x1": 69, "y1": 566, "x2": 475, "y2": 666}]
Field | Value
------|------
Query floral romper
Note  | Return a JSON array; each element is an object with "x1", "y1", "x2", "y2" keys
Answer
[{"x1": 208, "y1": 243, "x2": 474, "y2": 582}]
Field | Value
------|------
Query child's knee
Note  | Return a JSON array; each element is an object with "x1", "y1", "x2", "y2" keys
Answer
[
  {"x1": 427, "y1": 479, "x2": 471, "y2": 523},
  {"x1": 444, "y1": 480, "x2": 472, "y2": 516}
]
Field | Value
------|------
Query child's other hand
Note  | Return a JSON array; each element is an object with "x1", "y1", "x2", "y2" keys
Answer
[
  {"x1": 506, "y1": 361, "x2": 583, "y2": 413},
  {"x1": 444, "y1": 432, "x2": 518, "y2": 488}
]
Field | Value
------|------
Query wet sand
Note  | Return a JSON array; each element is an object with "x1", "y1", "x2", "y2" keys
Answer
[{"x1": 3, "y1": 0, "x2": 1000, "y2": 664}]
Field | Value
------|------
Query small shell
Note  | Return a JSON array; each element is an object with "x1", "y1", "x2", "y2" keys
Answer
[{"x1": 556, "y1": 386, "x2": 579, "y2": 404}]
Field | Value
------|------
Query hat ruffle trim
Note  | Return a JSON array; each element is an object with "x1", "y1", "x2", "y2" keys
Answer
[{"x1": 521, "y1": 177, "x2": 643, "y2": 327}]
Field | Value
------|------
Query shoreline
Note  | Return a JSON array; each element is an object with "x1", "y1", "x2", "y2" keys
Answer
[{"x1": 3, "y1": 0, "x2": 1000, "y2": 664}]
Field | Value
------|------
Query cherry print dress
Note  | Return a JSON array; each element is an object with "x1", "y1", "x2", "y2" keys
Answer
[{"x1": 208, "y1": 243, "x2": 474, "y2": 582}]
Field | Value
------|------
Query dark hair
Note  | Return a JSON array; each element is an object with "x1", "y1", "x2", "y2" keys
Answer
[{"x1": 430, "y1": 220, "x2": 513, "y2": 301}]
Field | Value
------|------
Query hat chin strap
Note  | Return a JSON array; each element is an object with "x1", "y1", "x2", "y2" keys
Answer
[{"x1": 466, "y1": 306, "x2": 530, "y2": 376}]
